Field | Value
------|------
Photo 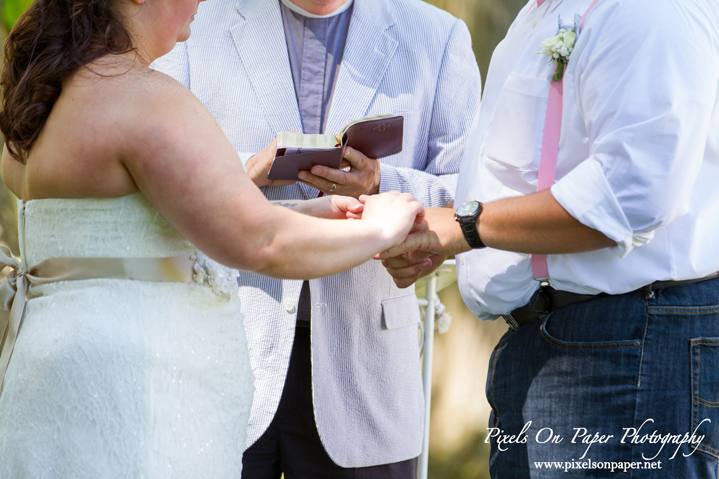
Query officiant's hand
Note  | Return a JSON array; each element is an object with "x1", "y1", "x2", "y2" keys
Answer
[
  {"x1": 298, "y1": 146, "x2": 380, "y2": 198},
  {"x1": 246, "y1": 138, "x2": 296, "y2": 188}
]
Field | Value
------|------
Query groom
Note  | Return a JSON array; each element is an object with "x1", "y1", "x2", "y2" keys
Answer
[
  {"x1": 380, "y1": 0, "x2": 719, "y2": 477},
  {"x1": 154, "y1": 0, "x2": 480, "y2": 476}
]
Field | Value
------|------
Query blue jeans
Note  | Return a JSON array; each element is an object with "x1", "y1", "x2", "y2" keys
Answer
[{"x1": 486, "y1": 277, "x2": 719, "y2": 478}]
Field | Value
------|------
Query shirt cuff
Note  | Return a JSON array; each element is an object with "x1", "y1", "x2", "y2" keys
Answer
[{"x1": 550, "y1": 157, "x2": 654, "y2": 258}]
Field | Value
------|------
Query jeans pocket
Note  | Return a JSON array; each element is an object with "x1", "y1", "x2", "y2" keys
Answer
[
  {"x1": 690, "y1": 338, "x2": 719, "y2": 459},
  {"x1": 540, "y1": 312, "x2": 643, "y2": 350}
]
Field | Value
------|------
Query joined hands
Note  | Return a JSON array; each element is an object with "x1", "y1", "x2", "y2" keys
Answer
[
  {"x1": 367, "y1": 206, "x2": 473, "y2": 289},
  {"x1": 251, "y1": 136, "x2": 438, "y2": 282}
]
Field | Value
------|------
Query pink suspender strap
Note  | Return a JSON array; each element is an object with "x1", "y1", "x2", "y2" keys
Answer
[
  {"x1": 530, "y1": 79, "x2": 563, "y2": 280},
  {"x1": 531, "y1": 0, "x2": 600, "y2": 281},
  {"x1": 580, "y1": 0, "x2": 600, "y2": 31}
]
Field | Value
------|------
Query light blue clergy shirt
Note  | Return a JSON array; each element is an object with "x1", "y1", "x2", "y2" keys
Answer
[
  {"x1": 279, "y1": 0, "x2": 353, "y2": 135},
  {"x1": 280, "y1": 0, "x2": 354, "y2": 321}
]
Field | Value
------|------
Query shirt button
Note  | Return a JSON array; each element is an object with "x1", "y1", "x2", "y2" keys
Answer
[
  {"x1": 532, "y1": 20, "x2": 538, "y2": 28},
  {"x1": 283, "y1": 299, "x2": 296, "y2": 313},
  {"x1": 460, "y1": 257, "x2": 466, "y2": 265}
]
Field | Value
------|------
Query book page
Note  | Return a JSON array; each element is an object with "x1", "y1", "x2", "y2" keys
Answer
[{"x1": 277, "y1": 132, "x2": 340, "y2": 150}]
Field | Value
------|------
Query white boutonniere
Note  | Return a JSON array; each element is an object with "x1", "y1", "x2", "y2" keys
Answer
[{"x1": 537, "y1": 15, "x2": 582, "y2": 82}]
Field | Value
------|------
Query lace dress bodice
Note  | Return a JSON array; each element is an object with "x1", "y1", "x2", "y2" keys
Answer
[
  {"x1": 21, "y1": 192, "x2": 239, "y2": 298},
  {"x1": 0, "y1": 192, "x2": 253, "y2": 478},
  {"x1": 22, "y1": 192, "x2": 194, "y2": 265}
]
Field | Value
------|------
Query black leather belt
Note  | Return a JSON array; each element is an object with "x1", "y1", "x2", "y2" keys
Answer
[{"x1": 502, "y1": 271, "x2": 719, "y2": 330}]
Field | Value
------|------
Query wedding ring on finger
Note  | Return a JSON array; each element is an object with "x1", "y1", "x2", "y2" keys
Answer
[{"x1": 329, "y1": 183, "x2": 337, "y2": 192}]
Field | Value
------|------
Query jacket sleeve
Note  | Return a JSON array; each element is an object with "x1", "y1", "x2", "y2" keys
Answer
[{"x1": 378, "y1": 19, "x2": 482, "y2": 208}]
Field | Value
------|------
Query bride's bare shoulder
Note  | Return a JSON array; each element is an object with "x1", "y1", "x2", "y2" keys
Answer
[
  {"x1": 72, "y1": 60, "x2": 198, "y2": 115},
  {"x1": 123, "y1": 68, "x2": 220, "y2": 151},
  {"x1": 66, "y1": 59, "x2": 213, "y2": 149},
  {"x1": 138, "y1": 66, "x2": 197, "y2": 101}
]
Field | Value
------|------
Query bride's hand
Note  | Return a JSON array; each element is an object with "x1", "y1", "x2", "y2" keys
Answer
[
  {"x1": 308, "y1": 195, "x2": 364, "y2": 220},
  {"x1": 359, "y1": 192, "x2": 425, "y2": 247}
]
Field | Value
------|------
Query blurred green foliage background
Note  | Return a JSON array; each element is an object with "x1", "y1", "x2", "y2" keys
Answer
[
  {"x1": 2, "y1": 0, "x2": 31, "y2": 32},
  {"x1": 0, "y1": 1, "x2": 526, "y2": 478}
]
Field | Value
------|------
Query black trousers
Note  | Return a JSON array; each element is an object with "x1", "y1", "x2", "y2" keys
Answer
[{"x1": 242, "y1": 286, "x2": 418, "y2": 479}]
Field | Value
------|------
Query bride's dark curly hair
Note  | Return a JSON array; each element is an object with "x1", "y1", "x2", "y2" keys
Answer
[{"x1": 0, "y1": 0, "x2": 135, "y2": 162}]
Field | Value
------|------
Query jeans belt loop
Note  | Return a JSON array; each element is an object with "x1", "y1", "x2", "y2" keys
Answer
[{"x1": 503, "y1": 314, "x2": 521, "y2": 331}]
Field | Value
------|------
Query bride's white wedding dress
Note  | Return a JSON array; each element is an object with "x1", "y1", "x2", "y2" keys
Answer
[{"x1": 0, "y1": 193, "x2": 253, "y2": 478}]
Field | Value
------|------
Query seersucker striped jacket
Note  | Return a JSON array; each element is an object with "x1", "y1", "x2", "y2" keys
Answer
[{"x1": 153, "y1": 0, "x2": 481, "y2": 468}]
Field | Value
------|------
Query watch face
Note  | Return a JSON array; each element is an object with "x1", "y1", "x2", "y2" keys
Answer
[{"x1": 457, "y1": 201, "x2": 480, "y2": 217}]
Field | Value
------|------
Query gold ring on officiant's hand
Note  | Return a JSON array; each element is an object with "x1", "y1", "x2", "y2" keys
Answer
[{"x1": 330, "y1": 183, "x2": 337, "y2": 192}]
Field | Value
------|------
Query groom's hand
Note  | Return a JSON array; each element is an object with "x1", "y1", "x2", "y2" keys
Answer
[
  {"x1": 375, "y1": 207, "x2": 471, "y2": 259},
  {"x1": 298, "y1": 146, "x2": 380, "y2": 198},
  {"x1": 246, "y1": 138, "x2": 296, "y2": 188}
]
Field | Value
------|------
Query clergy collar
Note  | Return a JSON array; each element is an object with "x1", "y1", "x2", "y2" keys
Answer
[{"x1": 280, "y1": 0, "x2": 353, "y2": 18}]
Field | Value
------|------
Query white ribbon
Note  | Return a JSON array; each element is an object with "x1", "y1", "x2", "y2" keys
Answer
[
  {"x1": 0, "y1": 246, "x2": 195, "y2": 392},
  {"x1": 0, "y1": 245, "x2": 29, "y2": 393}
]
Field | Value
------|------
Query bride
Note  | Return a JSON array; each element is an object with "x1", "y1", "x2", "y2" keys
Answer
[{"x1": 0, "y1": 0, "x2": 424, "y2": 476}]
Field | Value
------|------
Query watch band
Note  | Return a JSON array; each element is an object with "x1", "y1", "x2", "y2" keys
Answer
[
  {"x1": 459, "y1": 216, "x2": 485, "y2": 249},
  {"x1": 456, "y1": 201, "x2": 485, "y2": 249}
]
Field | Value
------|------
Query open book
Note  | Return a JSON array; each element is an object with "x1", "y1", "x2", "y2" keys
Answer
[{"x1": 267, "y1": 114, "x2": 403, "y2": 181}]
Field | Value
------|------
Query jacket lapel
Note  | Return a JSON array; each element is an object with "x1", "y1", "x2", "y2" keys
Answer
[
  {"x1": 324, "y1": 0, "x2": 398, "y2": 136},
  {"x1": 231, "y1": 0, "x2": 310, "y2": 197},
  {"x1": 230, "y1": 0, "x2": 303, "y2": 137}
]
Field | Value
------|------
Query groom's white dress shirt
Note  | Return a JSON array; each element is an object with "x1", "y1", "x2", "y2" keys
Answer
[
  {"x1": 456, "y1": 0, "x2": 719, "y2": 319},
  {"x1": 154, "y1": 0, "x2": 481, "y2": 467}
]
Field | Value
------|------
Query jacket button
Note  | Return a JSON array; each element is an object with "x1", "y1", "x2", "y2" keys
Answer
[{"x1": 283, "y1": 299, "x2": 296, "y2": 313}]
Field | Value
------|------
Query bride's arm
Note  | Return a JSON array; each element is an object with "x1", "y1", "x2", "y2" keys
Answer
[
  {"x1": 271, "y1": 196, "x2": 364, "y2": 220},
  {"x1": 119, "y1": 78, "x2": 421, "y2": 279}
]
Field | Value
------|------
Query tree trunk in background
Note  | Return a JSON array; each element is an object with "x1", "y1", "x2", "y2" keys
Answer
[
  {"x1": 0, "y1": 174, "x2": 17, "y2": 254},
  {"x1": 425, "y1": 0, "x2": 527, "y2": 87}
]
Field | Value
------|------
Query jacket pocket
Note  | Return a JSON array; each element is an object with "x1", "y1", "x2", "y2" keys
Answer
[
  {"x1": 381, "y1": 293, "x2": 420, "y2": 330},
  {"x1": 691, "y1": 338, "x2": 719, "y2": 459}
]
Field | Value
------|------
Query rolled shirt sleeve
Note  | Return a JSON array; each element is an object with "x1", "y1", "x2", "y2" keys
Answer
[{"x1": 551, "y1": 1, "x2": 717, "y2": 257}]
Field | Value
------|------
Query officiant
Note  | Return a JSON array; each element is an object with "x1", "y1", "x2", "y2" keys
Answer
[
  {"x1": 153, "y1": 0, "x2": 481, "y2": 477},
  {"x1": 379, "y1": 0, "x2": 719, "y2": 477}
]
